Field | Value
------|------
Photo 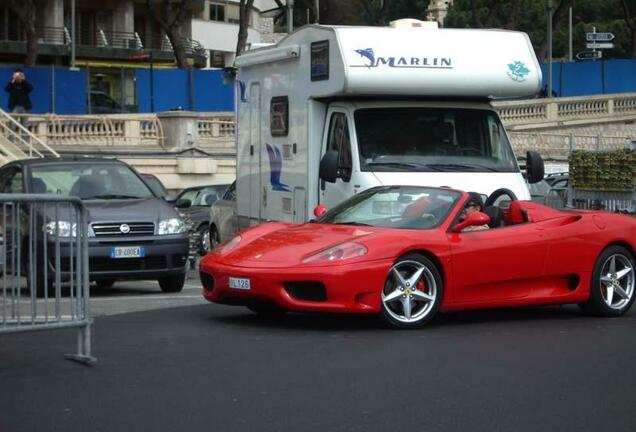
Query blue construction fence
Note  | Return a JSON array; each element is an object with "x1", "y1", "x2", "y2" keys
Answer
[
  {"x1": 0, "y1": 66, "x2": 234, "y2": 114},
  {"x1": 3, "y1": 60, "x2": 636, "y2": 114},
  {"x1": 541, "y1": 59, "x2": 636, "y2": 97}
]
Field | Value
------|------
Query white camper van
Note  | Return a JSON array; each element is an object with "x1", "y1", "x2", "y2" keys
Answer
[{"x1": 231, "y1": 21, "x2": 544, "y2": 233}]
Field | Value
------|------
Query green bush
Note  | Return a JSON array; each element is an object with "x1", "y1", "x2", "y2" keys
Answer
[{"x1": 569, "y1": 149, "x2": 636, "y2": 192}]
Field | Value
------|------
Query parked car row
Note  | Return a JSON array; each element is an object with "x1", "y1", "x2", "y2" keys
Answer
[{"x1": 0, "y1": 156, "x2": 232, "y2": 295}]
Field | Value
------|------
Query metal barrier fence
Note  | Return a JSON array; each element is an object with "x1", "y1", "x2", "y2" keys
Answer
[
  {"x1": 569, "y1": 190, "x2": 636, "y2": 214},
  {"x1": 0, "y1": 194, "x2": 95, "y2": 365}
]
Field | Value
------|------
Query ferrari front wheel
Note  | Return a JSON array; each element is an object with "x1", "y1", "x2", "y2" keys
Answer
[
  {"x1": 581, "y1": 246, "x2": 635, "y2": 317},
  {"x1": 381, "y1": 253, "x2": 443, "y2": 328}
]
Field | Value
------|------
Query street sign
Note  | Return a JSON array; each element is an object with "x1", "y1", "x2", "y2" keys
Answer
[
  {"x1": 576, "y1": 50, "x2": 602, "y2": 60},
  {"x1": 586, "y1": 32, "x2": 615, "y2": 42},
  {"x1": 586, "y1": 42, "x2": 614, "y2": 49}
]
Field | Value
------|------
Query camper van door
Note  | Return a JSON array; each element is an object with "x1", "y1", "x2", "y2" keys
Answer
[{"x1": 321, "y1": 107, "x2": 357, "y2": 209}]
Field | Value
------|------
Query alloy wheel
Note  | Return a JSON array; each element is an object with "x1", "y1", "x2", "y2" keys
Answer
[
  {"x1": 599, "y1": 253, "x2": 634, "y2": 310},
  {"x1": 382, "y1": 259, "x2": 437, "y2": 324}
]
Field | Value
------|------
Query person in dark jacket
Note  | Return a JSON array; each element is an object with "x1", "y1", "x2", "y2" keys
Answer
[{"x1": 4, "y1": 68, "x2": 33, "y2": 140}]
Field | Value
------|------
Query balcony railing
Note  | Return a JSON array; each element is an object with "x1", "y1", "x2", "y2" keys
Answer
[
  {"x1": 1, "y1": 26, "x2": 205, "y2": 58},
  {"x1": 0, "y1": 26, "x2": 70, "y2": 45}
]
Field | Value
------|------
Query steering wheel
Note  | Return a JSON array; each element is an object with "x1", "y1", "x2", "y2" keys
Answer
[{"x1": 484, "y1": 188, "x2": 518, "y2": 207}]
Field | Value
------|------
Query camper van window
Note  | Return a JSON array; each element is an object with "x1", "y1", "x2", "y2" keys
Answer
[
  {"x1": 270, "y1": 96, "x2": 289, "y2": 136},
  {"x1": 354, "y1": 108, "x2": 518, "y2": 174},
  {"x1": 311, "y1": 40, "x2": 329, "y2": 81},
  {"x1": 328, "y1": 112, "x2": 352, "y2": 181}
]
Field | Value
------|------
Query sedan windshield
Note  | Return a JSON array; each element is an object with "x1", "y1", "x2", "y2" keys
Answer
[
  {"x1": 355, "y1": 107, "x2": 519, "y2": 173},
  {"x1": 30, "y1": 162, "x2": 153, "y2": 199},
  {"x1": 318, "y1": 186, "x2": 462, "y2": 230}
]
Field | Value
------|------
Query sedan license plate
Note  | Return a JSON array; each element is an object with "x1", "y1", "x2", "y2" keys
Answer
[
  {"x1": 229, "y1": 277, "x2": 251, "y2": 290},
  {"x1": 110, "y1": 246, "x2": 145, "y2": 259}
]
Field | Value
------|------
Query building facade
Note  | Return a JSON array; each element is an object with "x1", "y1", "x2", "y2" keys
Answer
[
  {"x1": 426, "y1": 0, "x2": 453, "y2": 26},
  {"x1": 0, "y1": 0, "x2": 280, "y2": 112}
]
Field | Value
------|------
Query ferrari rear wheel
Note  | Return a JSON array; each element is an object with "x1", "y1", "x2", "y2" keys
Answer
[
  {"x1": 380, "y1": 253, "x2": 443, "y2": 328},
  {"x1": 581, "y1": 246, "x2": 635, "y2": 317}
]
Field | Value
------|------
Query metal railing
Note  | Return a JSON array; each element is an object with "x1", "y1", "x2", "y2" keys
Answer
[
  {"x1": 0, "y1": 26, "x2": 70, "y2": 45},
  {"x1": 0, "y1": 109, "x2": 60, "y2": 162},
  {"x1": 0, "y1": 193, "x2": 95, "y2": 365}
]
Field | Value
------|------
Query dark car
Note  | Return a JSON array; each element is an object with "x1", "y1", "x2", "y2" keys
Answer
[
  {"x1": 140, "y1": 173, "x2": 170, "y2": 199},
  {"x1": 175, "y1": 184, "x2": 230, "y2": 255},
  {"x1": 89, "y1": 91, "x2": 129, "y2": 114},
  {"x1": 0, "y1": 157, "x2": 189, "y2": 293}
]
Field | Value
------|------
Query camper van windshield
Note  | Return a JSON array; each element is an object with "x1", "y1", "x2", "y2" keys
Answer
[{"x1": 355, "y1": 108, "x2": 519, "y2": 173}]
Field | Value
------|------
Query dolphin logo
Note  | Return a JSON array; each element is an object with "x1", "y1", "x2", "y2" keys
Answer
[
  {"x1": 354, "y1": 48, "x2": 375, "y2": 68},
  {"x1": 265, "y1": 143, "x2": 290, "y2": 192}
]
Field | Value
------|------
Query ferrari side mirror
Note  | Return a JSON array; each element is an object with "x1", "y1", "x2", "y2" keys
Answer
[
  {"x1": 313, "y1": 204, "x2": 327, "y2": 218},
  {"x1": 453, "y1": 212, "x2": 490, "y2": 233}
]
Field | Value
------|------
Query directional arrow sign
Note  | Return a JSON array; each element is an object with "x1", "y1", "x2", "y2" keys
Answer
[
  {"x1": 576, "y1": 50, "x2": 602, "y2": 60},
  {"x1": 586, "y1": 32, "x2": 615, "y2": 42},
  {"x1": 586, "y1": 42, "x2": 614, "y2": 49}
]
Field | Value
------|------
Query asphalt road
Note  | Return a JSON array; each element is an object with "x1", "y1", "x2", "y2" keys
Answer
[{"x1": 1, "y1": 280, "x2": 636, "y2": 432}]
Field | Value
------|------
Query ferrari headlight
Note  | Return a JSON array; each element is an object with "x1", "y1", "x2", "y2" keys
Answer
[
  {"x1": 157, "y1": 218, "x2": 187, "y2": 235},
  {"x1": 302, "y1": 241, "x2": 368, "y2": 264},
  {"x1": 46, "y1": 221, "x2": 77, "y2": 237},
  {"x1": 213, "y1": 235, "x2": 242, "y2": 255}
]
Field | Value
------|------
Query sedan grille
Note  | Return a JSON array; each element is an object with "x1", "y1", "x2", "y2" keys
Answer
[{"x1": 92, "y1": 222, "x2": 155, "y2": 236}]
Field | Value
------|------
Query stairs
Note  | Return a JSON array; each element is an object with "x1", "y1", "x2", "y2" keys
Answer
[{"x1": 0, "y1": 108, "x2": 59, "y2": 164}]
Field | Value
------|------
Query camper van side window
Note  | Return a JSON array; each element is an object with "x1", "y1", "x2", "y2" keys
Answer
[
  {"x1": 270, "y1": 96, "x2": 289, "y2": 137},
  {"x1": 328, "y1": 113, "x2": 352, "y2": 182}
]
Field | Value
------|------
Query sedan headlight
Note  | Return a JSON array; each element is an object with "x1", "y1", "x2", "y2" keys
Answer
[
  {"x1": 157, "y1": 218, "x2": 187, "y2": 235},
  {"x1": 302, "y1": 241, "x2": 368, "y2": 264},
  {"x1": 46, "y1": 221, "x2": 77, "y2": 238}
]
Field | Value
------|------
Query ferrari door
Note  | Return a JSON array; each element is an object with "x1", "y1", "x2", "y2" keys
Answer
[{"x1": 448, "y1": 223, "x2": 548, "y2": 305}]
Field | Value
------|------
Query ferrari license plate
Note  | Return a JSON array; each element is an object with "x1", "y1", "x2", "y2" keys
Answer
[
  {"x1": 110, "y1": 246, "x2": 145, "y2": 259},
  {"x1": 229, "y1": 277, "x2": 251, "y2": 290}
]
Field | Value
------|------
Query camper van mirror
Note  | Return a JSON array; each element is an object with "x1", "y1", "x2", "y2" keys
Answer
[
  {"x1": 319, "y1": 150, "x2": 339, "y2": 183},
  {"x1": 525, "y1": 150, "x2": 545, "y2": 184}
]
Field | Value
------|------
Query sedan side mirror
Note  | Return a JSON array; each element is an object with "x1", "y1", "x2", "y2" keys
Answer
[
  {"x1": 453, "y1": 212, "x2": 490, "y2": 233},
  {"x1": 164, "y1": 194, "x2": 177, "y2": 203},
  {"x1": 175, "y1": 198, "x2": 191, "y2": 209}
]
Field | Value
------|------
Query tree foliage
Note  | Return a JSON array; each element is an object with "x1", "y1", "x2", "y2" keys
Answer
[
  {"x1": 445, "y1": 0, "x2": 636, "y2": 59},
  {"x1": 8, "y1": 0, "x2": 38, "y2": 66},
  {"x1": 146, "y1": 0, "x2": 200, "y2": 68}
]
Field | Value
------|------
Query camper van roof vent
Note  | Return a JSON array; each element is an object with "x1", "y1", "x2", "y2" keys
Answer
[{"x1": 389, "y1": 18, "x2": 439, "y2": 29}]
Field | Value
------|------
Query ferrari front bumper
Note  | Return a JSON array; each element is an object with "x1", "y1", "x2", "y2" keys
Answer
[{"x1": 199, "y1": 258, "x2": 392, "y2": 313}]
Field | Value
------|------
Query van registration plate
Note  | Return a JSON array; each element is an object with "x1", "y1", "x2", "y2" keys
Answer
[
  {"x1": 229, "y1": 277, "x2": 251, "y2": 290},
  {"x1": 110, "y1": 246, "x2": 145, "y2": 258}
]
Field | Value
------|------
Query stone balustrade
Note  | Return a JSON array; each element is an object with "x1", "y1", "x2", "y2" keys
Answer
[{"x1": 494, "y1": 93, "x2": 636, "y2": 129}]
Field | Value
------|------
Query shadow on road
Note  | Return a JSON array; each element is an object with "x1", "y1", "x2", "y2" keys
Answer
[{"x1": 204, "y1": 303, "x2": 611, "y2": 332}]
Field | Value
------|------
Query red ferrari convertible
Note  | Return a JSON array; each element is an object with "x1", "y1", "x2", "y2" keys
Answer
[{"x1": 200, "y1": 186, "x2": 636, "y2": 328}]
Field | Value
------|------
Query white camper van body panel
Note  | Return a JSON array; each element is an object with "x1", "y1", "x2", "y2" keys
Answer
[{"x1": 234, "y1": 24, "x2": 541, "y2": 234}]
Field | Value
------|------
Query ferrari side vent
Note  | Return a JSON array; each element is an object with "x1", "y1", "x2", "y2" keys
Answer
[
  {"x1": 200, "y1": 272, "x2": 215, "y2": 292},
  {"x1": 283, "y1": 282, "x2": 327, "y2": 302}
]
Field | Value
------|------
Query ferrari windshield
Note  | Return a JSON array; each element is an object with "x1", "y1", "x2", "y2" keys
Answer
[
  {"x1": 355, "y1": 107, "x2": 519, "y2": 173},
  {"x1": 318, "y1": 186, "x2": 462, "y2": 230}
]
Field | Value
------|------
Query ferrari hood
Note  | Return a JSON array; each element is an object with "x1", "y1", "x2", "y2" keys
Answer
[{"x1": 226, "y1": 223, "x2": 377, "y2": 266}]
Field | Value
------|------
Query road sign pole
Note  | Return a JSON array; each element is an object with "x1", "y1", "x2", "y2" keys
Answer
[
  {"x1": 568, "y1": 6, "x2": 573, "y2": 62},
  {"x1": 592, "y1": 26, "x2": 596, "y2": 61},
  {"x1": 547, "y1": 0, "x2": 553, "y2": 97}
]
